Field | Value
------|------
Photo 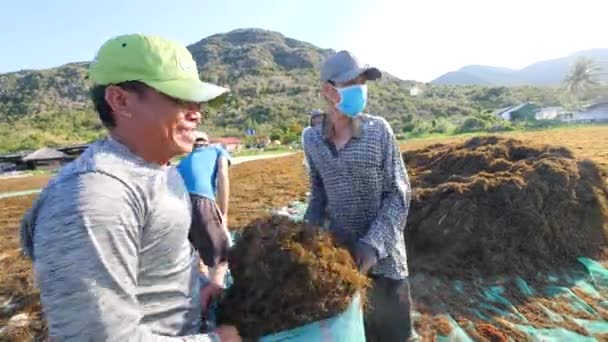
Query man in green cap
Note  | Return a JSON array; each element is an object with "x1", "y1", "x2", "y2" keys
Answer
[{"x1": 20, "y1": 34, "x2": 241, "y2": 341}]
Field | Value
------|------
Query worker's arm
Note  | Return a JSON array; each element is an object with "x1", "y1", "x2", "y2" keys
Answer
[
  {"x1": 216, "y1": 151, "x2": 230, "y2": 221},
  {"x1": 303, "y1": 133, "x2": 328, "y2": 226},
  {"x1": 360, "y1": 119, "x2": 412, "y2": 261},
  {"x1": 27, "y1": 173, "x2": 229, "y2": 342},
  {"x1": 207, "y1": 149, "x2": 231, "y2": 305}
]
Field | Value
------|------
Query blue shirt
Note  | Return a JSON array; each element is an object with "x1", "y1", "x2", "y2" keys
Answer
[{"x1": 177, "y1": 145, "x2": 231, "y2": 201}]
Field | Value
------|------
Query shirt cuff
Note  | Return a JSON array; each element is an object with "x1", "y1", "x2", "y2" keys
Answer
[{"x1": 360, "y1": 231, "x2": 388, "y2": 260}]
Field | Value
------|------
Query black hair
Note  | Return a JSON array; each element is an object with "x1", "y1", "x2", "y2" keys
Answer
[{"x1": 90, "y1": 81, "x2": 149, "y2": 128}]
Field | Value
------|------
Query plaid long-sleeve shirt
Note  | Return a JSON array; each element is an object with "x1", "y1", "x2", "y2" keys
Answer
[{"x1": 303, "y1": 114, "x2": 412, "y2": 279}]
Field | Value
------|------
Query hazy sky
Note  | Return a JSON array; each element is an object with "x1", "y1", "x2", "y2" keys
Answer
[{"x1": 1, "y1": 0, "x2": 606, "y2": 82}]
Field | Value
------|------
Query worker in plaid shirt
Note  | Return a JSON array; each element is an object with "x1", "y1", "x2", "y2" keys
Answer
[{"x1": 303, "y1": 50, "x2": 415, "y2": 342}]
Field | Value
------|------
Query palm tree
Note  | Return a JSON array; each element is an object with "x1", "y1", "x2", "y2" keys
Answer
[{"x1": 563, "y1": 57, "x2": 600, "y2": 109}]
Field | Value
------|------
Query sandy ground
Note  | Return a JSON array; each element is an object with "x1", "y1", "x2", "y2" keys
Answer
[
  {"x1": 0, "y1": 152, "x2": 297, "y2": 199},
  {"x1": 231, "y1": 152, "x2": 296, "y2": 165}
]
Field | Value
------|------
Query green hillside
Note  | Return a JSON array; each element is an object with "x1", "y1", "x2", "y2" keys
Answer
[{"x1": 0, "y1": 28, "x2": 602, "y2": 152}]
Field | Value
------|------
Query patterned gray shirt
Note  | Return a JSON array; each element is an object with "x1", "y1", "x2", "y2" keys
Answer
[
  {"x1": 303, "y1": 114, "x2": 412, "y2": 279},
  {"x1": 20, "y1": 137, "x2": 216, "y2": 341}
]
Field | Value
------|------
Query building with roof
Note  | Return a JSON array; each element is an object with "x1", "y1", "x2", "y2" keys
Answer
[
  {"x1": 22, "y1": 147, "x2": 72, "y2": 170},
  {"x1": 571, "y1": 101, "x2": 608, "y2": 123},
  {"x1": 494, "y1": 99, "x2": 608, "y2": 124},
  {"x1": 57, "y1": 143, "x2": 90, "y2": 157},
  {"x1": 535, "y1": 106, "x2": 566, "y2": 120},
  {"x1": 493, "y1": 103, "x2": 540, "y2": 121},
  {"x1": 210, "y1": 137, "x2": 243, "y2": 153}
]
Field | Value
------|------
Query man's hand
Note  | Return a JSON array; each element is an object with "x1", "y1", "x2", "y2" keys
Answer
[
  {"x1": 213, "y1": 325, "x2": 241, "y2": 342},
  {"x1": 354, "y1": 241, "x2": 378, "y2": 274},
  {"x1": 199, "y1": 260, "x2": 209, "y2": 277},
  {"x1": 331, "y1": 228, "x2": 356, "y2": 251},
  {"x1": 201, "y1": 282, "x2": 223, "y2": 313}
]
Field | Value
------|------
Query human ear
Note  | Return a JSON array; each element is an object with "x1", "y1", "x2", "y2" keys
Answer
[
  {"x1": 105, "y1": 85, "x2": 134, "y2": 119},
  {"x1": 321, "y1": 83, "x2": 340, "y2": 104}
]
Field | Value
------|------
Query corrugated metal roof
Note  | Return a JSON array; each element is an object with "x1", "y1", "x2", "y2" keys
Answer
[{"x1": 23, "y1": 147, "x2": 68, "y2": 161}]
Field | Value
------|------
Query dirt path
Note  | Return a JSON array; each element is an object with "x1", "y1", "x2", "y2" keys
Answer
[
  {"x1": 231, "y1": 152, "x2": 296, "y2": 165},
  {"x1": 0, "y1": 152, "x2": 298, "y2": 199},
  {"x1": 0, "y1": 189, "x2": 42, "y2": 200}
]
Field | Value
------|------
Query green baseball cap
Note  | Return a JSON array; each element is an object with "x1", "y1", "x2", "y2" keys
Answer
[{"x1": 88, "y1": 33, "x2": 229, "y2": 103}]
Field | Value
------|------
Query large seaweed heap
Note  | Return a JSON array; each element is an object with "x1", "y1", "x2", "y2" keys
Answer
[{"x1": 403, "y1": 136, "x2": 608, "y2": 277}]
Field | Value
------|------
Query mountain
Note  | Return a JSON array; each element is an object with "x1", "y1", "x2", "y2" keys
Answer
[
  {"x1": 0, "y1": 29, "x2": 419, "y2": 124},
  {"x1": 432, "y1": 49, "x2": 608, "y2": 86},
  {"x1": 0, "y1": 29, "x2": 334, "y2": 119},
  {"x1": 0, "y1": 62, "x2": 91, "y2": 117},
  {"x1": 0, "y1": 28, "x2": 582, "y2": 152}
]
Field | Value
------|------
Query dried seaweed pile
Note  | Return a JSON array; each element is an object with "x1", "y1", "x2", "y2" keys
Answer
[
  {"x1": 402, "y1": 136, "x2": 608, "y2": 277},
  {"x1": 216, "y1": 215, "x2": 369, "y2": 339}
]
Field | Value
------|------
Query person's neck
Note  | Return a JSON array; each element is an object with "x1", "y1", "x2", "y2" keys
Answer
[
  {"x1": 110, "y1": 129, "x2": 170, "y2": 166},
  {"x1": 329, "y1": 111, "x2": 353, "y2": 136}
]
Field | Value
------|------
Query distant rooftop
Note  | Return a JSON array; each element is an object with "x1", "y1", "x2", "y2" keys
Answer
[
  {"x1": 23, "y1": 147, "x2": 68, "y2": 161},
  {"x1": 211, "y1": 137, "x2": 243, "y2": 144}
]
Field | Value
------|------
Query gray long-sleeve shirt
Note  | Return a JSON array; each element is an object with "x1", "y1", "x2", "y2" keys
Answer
[
  {"x1": 20, "y1": 137, "x2": 215, "y2": 341},
  {"x1": 303, "y1": 114, "x2": 412, "y2": 280}
]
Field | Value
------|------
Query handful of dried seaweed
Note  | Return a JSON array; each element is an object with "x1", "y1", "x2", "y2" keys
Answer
[{"x1": 216, "y1": 215, "x2": 369, "y2": 339}]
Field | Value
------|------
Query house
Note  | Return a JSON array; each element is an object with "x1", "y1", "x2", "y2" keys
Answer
[
  {"x1": 571, "y1": 101, "x2": 608, "y2": 123},
  {"x1": 0, "y1": 150, "x2": 31, "y2": 171},
  {"x1": 22, "y1": 147, "x2": 72, "y2": 170},
  {"x1": 494, "y1": 103, "x2": 540, "y2": 121},
  {"x1": 535, "y1": 106, "x2": 565, "y2": 120},
  {"x1": 210, "y1": 137, "x2": 243, "y2": 153},
  {"x1": 491, "y1": 106, "x2": 512, "y2": 119},
  {"x1": 0, "y1": 151, "x2": 30, "y2": 165}
]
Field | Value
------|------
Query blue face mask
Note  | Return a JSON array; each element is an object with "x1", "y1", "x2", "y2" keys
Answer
[{"x1": 335, "y1": 84, "x2": 368, "y2": 117}]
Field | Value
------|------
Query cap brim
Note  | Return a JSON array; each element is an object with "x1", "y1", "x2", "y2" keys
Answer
[
  {"x1": 332, "y1": 67, "x2": 382, "y2": 84},
  {"x1": 144, "y1": 78, "x2": 229, "y2": 103}
]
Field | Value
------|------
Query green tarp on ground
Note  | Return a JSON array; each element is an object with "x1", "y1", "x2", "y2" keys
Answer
[{"x1": 274, "y1": 201, "x2": 608, "y2": 341}]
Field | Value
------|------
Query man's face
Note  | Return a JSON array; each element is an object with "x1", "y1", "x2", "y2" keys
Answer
[
  {"x1": 116, "y1": 86, "x2": 201, "y2": 157},
  {"x1": 321, "y1": 75, "x2": 367, "y2": 110},
  {"x1": 311, "y1": 115, "x2": 324, "y2": 126}
]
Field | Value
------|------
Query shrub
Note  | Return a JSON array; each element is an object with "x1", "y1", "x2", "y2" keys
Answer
[{"x1": 457, "y1": 117, "x2": 488, "y2": 133}]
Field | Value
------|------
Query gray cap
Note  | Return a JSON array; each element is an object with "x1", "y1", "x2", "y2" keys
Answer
[
  {"x1": 309, "y1": 109, "x2": 324, "y2": 117},
  {"x1": 321, "y1": 50, "x2": 382, "y2": 84}
]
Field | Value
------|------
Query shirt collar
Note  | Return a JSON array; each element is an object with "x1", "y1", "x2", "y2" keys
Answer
[{"x1": 105, "y1": 136, "x2": 166, "y2": 170}]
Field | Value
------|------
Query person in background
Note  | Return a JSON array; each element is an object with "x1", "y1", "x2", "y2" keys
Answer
[
  {"x1": 309, "y1": 109, "x2": 325, "y2": 127},
  {"x1": 177, "y1": 131, "x2": 232, "y2": 311},
  {"x1": 301, "y1": 109, "x2": 325, "y2": 174},
  {"x1": 302, "y1": 50, "x2": 415, "y2": 341},
  {"x1": 20, "y1": 33, "x2": 241, "y2": 341}
]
